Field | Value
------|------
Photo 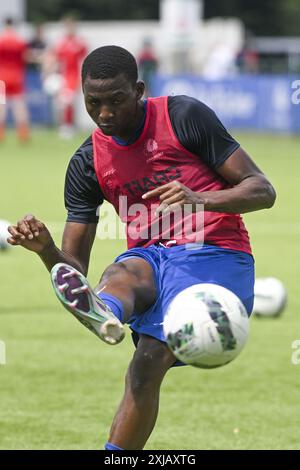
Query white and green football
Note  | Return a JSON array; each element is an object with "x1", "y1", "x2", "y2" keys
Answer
[{"x1": 163, "y1": 283, "x2": 249, "y2": 369}]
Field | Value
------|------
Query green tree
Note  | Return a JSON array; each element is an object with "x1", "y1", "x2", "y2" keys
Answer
[
  {"x1": 204, "y1": 0, "x2": 300, "y2": 36},
  {"x1": 27, "y1": 0, "x2": 159, "y2": 22},
  {"x1": 27, "y1": 0, "x2": 300, "y2": 36}
]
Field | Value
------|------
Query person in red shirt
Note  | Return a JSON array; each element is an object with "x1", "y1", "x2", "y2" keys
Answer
[
  {"x1": 0, "y1": 18, "x2": 30, "y2": 142},
  {"x1": 8, "y1": 46, "x2": 276, "y2": 450},
  {"x1": 137, "y1": 38, "x2": 158, "y2": 97},
  {"x1": 52, "y1": 16, "x2": 87, "y2": 138}
]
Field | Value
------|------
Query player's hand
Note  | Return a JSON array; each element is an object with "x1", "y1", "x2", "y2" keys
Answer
[
  {"x1": 7, "y1": 215, "x2": 54, "y2": 254},
  {"x1": 142, "y1": 181, "x2": 205, "y2": 215}
]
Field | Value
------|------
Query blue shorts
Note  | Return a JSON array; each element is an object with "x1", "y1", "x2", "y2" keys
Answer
[{"x1": 115, "y1": 243, "x2": 255, "y2": 347}]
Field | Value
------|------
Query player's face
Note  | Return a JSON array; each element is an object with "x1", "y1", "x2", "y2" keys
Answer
[{"x1": 83, "y1": 73, "x2": 145, "y2": 141}]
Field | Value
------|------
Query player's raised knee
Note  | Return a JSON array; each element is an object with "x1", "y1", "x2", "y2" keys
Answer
[{"x1": 100, "y1": 262, "x2": 134, "y2": 283}]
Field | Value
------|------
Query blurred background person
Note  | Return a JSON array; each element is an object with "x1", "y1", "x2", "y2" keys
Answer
[
  {"x1": 0, "y1": 17, "x2": 30, "y2": 143},
  {"x1": 137, "y1": 38, "x2": 158, "y2": 97},
  {"x1": 26, "y1": 23, "x2": 48, "y2": 77},
  {"x1": 48, "y1": 15, "x2": 87, "y2": 139},
  {"x1": 236, "y1": 32, "x2": 259, "y2": 74}
]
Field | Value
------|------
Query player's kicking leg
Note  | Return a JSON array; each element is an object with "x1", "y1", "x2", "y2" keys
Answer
[
  {"x1": 51, "y1": 257, "x2": 156, "y2": 346},
  {"x1": 106, "y1": 334, "x2": 177, "y2": 450},
  {"x1": 51, "y1": 263, "x2": 125, "y2": 345},
  {"x1": 51, "y1": 258, "x2": 172, "y2": 449}
]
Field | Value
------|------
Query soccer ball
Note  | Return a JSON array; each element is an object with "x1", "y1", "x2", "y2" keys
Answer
[
  {"x1": 163, "y1": 283, "x2": 249, "y2": 369},
  {"x1": 0, "y1": 219, "x2": 10, "y2": 250},
  {"x1": 253, "y1": 277, "x2": 287, "y2": 317}
]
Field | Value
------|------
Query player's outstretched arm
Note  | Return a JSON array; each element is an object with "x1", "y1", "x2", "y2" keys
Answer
[
  {"x1": 143, "y1": 147, "x2": 276, "y2": 215},
  {"x1": 7, "y1": 214, "x2": 96, "y2": 275}
]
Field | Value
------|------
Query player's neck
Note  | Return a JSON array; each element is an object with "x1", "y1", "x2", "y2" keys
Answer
[{"x1": 114, "y1": 100, "x2": 146, "y2": 143}]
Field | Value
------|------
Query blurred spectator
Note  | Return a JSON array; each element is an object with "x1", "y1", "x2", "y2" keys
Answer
[
  {"x1": 137, "y1": 39, "x2": 158, "y2": 97},
  {"x1": 236, "y1": 47, "x2": 259, "y2": 74},
  {"x1": 27, "y1": 23, "x2": 47, "y2": 74},
  {"x1": 50, "y1": 15, "x2": 87, "y2": 139},
  {"x1": 0, "y1": 18, "x2": 30, "y2": 142},
  {"x1": 236, "y1": 31, "x2": 259, "y2": 74}
]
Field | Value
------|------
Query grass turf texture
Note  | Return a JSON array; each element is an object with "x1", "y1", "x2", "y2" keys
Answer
[{"x1": 0, "y1": 130, "x2": 299, "y2": 449}]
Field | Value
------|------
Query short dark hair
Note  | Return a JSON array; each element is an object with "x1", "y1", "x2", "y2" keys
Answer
[{"x1": 82, "y1": 45, "x2": 138, "y2": 85}]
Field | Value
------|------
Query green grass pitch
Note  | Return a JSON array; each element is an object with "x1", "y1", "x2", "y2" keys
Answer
[{"x1": 0, "y1": 130, "x2": 299, "y2": 449}]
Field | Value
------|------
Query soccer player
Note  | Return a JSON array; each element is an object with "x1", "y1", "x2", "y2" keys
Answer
[
  {"x1": 51, "y1": 16, "x2": 87, "y2": 139},
  {"x1": 8, "y1": 46, "x2": 276, "y2": 450},
  {"x1": 137, "y1": 38, "x2": 158, "y2": 96},
  {"x1": 0, "y1": 18, "x2": 30, "y2": 142}
]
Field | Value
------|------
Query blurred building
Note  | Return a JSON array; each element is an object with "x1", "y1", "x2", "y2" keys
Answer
[
  {"x1": 0, "y1": 0, "x2": 25, "y2": 23},
  {"x1": 250, "y1": 37, "x2": 300, "y2": 75}
]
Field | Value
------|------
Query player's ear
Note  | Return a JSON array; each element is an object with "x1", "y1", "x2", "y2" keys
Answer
[{"x1": 136, "y1": 81, "x2": 145, "y2": 99}]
